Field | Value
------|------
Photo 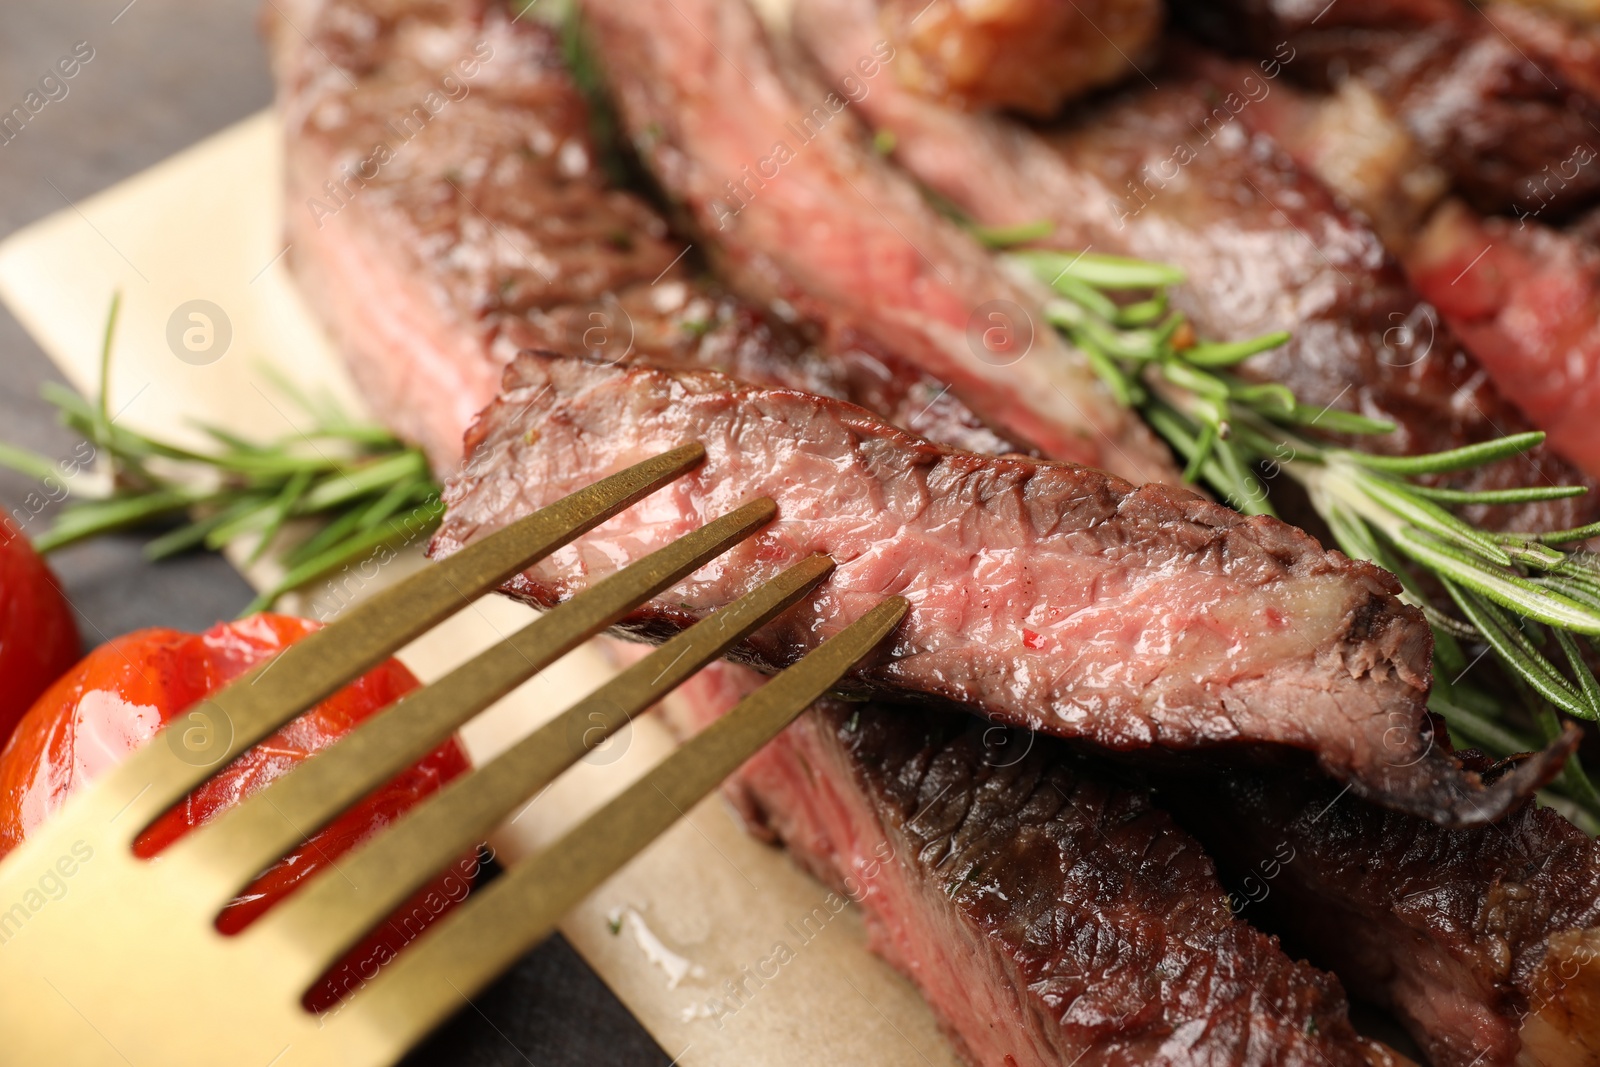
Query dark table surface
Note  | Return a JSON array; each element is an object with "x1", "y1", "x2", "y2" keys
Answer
[{"x1": 0, "y1": 3, "x2": 670, "y2": 1063}]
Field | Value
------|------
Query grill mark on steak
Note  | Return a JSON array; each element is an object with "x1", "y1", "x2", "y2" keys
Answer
[
  {"x1": 1167, "y1": 767, "x2": 1600, "y2": 1067},
  {"x1": 793, "y1": 0, "x2": 1600, "y2": 536},
  {"x1": 431, "y1": 350, "x2": 1574, "y2": 825},
  {"x1": 577, "y1": 0, "x2": 1182, "y2": 486},
  {"x1": 660, "y1": 667, "x2": 1402, "y2": 1066},
  {"x1": 265, "y1": 0, "x2": 1011, "y2": 473},
  {"x1": 1167, "y1": 0, "x2": 1600, "y2": 220}
]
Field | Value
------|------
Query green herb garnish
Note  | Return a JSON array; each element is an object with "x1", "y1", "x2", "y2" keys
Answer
[
  {"x1": 1010, "y1": 249, "x2": 1600, "y2": 822},
  {"x1": 0, "y1": 295, "x2": 443, "y2": 614},
  {"x1": 971, "y1": 219, "x2": 1055, "y2": 249}
]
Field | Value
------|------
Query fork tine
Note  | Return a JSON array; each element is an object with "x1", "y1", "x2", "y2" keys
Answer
[
  {"x1": 342, "y1": 595, "x2": 910, "y2": 1062},
  {"x1": 163, "y1": 496, "x2": 781, "y2": 904},
  {"x1": 249, "y1": 554, "x2": 838, "y2": 985},
  {"x1": 92, "y1": 443, "x2": 708, "y2": 844}
]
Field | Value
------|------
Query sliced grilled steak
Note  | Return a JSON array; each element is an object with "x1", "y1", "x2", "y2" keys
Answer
[
  {"x1": 875, "y1": 0, "x2": 1163, "y2": 116},
  {"x1": 659, "y1": 667, "x2": 1403, "y2": 1067},
  {"x1": 431, "y1": 350, "x2": 1577, "y2": 824},
  {"x1": 1224, "y1": 67, "x2": 1600, "y2": 489},
  {"x1": 577, "y1": 0, "x2": 1181, "y2": 486},
  {"x1": 1168, "y1": 768, "x2": 1600, "y2": 1067},
  {"x1": 265, "y1": 0, "x2": 1009, "y2": 472},
  {"x1": 787, "y1": 22, "x2": 1600, "y2": 1049},
  {"x1": 1168, "y1": 0, "x2": 1600, "y2": 219},
  {"x1": 1406, "y1": 204, "x2": 1600, "y2": 486},
  {"x1": 1238, "y1": 76, "x2": 1450, "y2": 254},
  {"x1": 794, "y1": 0, "x2": 1600, "y2": 535},
  {"x1": 273, "y1": 11, "x2": 1384, "y2": 1065}
]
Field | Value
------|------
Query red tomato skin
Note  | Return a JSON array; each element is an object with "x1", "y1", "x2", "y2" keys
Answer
[
  {"x1": 0, "y1": 516, "x2": 80, "y2": 745},
  {"x1": 0, "y1": 613, "x2": 474, "y2": 1008}
]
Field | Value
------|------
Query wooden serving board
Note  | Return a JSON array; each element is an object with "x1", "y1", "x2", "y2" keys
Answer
[{"x1": 0, "y1": 110, "x2": 959, "y2": 1067}]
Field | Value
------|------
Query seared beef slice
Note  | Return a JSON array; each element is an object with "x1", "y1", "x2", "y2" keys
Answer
[
  {"x1": 432, "y1": 352, "x2": 1570, "y2": 824},
  {"x1": 1169, "y1": 0, "x2": 1600, "y2": 219},
  {"x1": 265, "y1": 0, "x2": 1008, "y2": 471},
  {"x1": 1172, "y1": 770, "x2": 1600, "y2": 1067},
  {"x1": 664, "y1": 671, "x2": 1401, "y2": 1067},
  {"x1": 578, "y1": 0, "x2": 1179, "y2": 485},
  {"x1": 793, "y1": 0, "x2": 1597, "y2": 535}
]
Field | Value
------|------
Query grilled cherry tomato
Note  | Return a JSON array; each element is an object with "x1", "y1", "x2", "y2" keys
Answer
[
  {"x1": 0, "y1": 613, "x2": 476, "y2": 1012},
  {"x1": 0, "y1": 515, "x2": 79, "y2": 745}
]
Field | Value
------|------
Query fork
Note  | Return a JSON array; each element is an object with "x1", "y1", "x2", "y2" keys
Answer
[{"x1": 0, "y1": 442, "x2": 908, "y2": 1066}]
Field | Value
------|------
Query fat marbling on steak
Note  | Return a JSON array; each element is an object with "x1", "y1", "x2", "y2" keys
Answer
[
  {"x1": 264, "y1": 0, "x2": 1012, "y2": 473},
  {"x1": 874, "y1": 0, "x2": 1163, "y2": 116},
  {"x1": 578, "y1": 0, "x2": 1180, "y2": 486},
  {"x1": 431, "y1": 350, "x2": 1574, "y2": 825},
  {"x1": 658, "y1": 666, "x2": 1406, "y2": 1067}
]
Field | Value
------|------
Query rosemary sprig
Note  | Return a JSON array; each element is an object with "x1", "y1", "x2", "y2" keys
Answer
[
  {"x1": 0, "y1": 297, "x2": 443, "y2": 614},
  {"x1": 1009, "y1": 249, "x2": 1600, "y2": 820}
]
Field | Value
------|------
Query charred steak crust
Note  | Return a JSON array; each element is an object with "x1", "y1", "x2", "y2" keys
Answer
[
  {"x1": 1170, "y1": 768, "x2": 1600, "y2": 1067},
  {"x1": 726, "y1": 698, "x2": 1394, "y2": 1067},
  {"x1": 432, "y1": 350, "x2": 1568, "y2": 825}
]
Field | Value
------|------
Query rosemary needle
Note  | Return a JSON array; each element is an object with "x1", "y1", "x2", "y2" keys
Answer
[
  {"x1": 0, "y1": 295, "x2": 443, "y2": 613},
  {"x1": 970, "y1": 219, "x2": 1056, "y2": 248}
]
